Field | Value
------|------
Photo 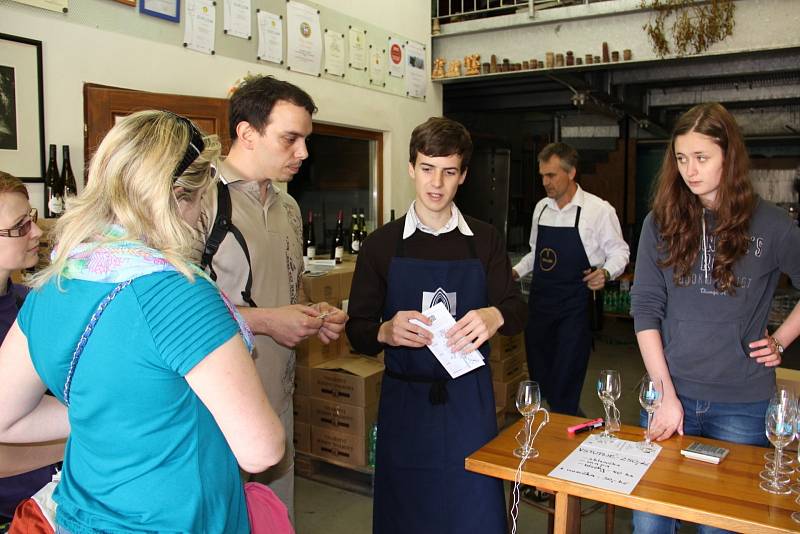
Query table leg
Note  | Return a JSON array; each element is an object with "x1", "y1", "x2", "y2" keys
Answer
[{"x1": 553, "y1": 491, "x2": 580, "y2": 534}]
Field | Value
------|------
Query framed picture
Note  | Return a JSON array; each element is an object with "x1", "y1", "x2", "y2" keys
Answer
[
  {"x1": 140, "y1": 0, "x2": 180, "y2": 22},
  {"x1": 0, "y1": 33, "x2": 45, "y2": 183}
]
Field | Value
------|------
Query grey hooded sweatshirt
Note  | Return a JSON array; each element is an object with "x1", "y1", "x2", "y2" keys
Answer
[{"x1": 631, "y1": 198, "x2": 800, "y2": 403}]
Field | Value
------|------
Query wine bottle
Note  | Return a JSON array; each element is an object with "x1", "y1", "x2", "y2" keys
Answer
[
  {"x1": 389, "y1": 208, "x2": 396, "y2": 222},
  {"x1": 359, "y1": 208, "x2": 367, "y2": 244},
  {"x1": 44, "y1": 144, "x2": 63, "y2": 218},
  {"x1": 61, "y1": 145, "x2": 78, "y2": 209},
  {"x1": 330, "y1": 209, "x2": 344, "y2": 263},
  {"x1": 350, "y1": 209, "x2": 360, "y2": 254},
  {"x1": 304, "y1": 209, "x2": 316, "y2": 258}
]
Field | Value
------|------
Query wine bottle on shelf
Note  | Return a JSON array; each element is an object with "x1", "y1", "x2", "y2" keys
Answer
[
  {"x1": 359, "y1": 208, "x2": 367, "y2": 244},
  {"x1": 61, "y1": 145, "x2": 78, "y2": 209},
  {"x1": 330, "y1": 209, "x2": 344, "y2": 263},
  {"x1": 350, "y1": 209, "x2": 360, "y2": 254},
  {"x1": 44, "y1": 144, "x2": 63, "y2": 218},
  {"x1": 304, "y1": 209, "x2": 316, "y2": 258}
]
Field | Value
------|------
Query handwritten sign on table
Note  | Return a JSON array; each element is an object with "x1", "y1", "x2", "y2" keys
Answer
[
  {"x1": 409, "y1": 302, "x2": 485, "y2": 379},
  {"x1": 548, "y1": 434, "x2": 661, "y2": 494}
]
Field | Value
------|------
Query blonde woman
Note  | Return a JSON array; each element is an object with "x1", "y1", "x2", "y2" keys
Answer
[{"x1": 0, "y1": 111, "x2": 284, "y2": 533}]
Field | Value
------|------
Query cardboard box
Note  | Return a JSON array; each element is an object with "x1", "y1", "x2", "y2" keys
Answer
[
  {"x1": 295, "y1": 364, "x2": 310, "y2": 397},
  {"x1": 493, "y1": 372, "x2": 527, "y2": 414},
  {"x1": 295, "y1": 336, "x2": 342, "y2": 367},
  {"x1": 311, "y1": 425, "x2": 368, "y2": 466},
  {"x1": 489, "y1": 333, "x2": 525, "y2": 362},
  {"x1": 310, "y1": 397, "x2": 378, "y2": 436},
  {"x1": 339, "y1": 269, "x2": 354, "y2": 301},
  {"x1": 302, "y1": 271, "x2": 340, "y2": 305},
  {"x1": 310, "y1": 356, "x2": 384, "y2": 406},
  {"x1": 293, "y1": 394, "x2": 311, "y2": 423},
  {"x1": 294, "y1": 421, "x2": 311, "y2": 453},
  {"x1": 489, "y1": 351, "x2": 524, "y2": 382},
  {"x1": 496, "y1": 406, "x2": 505, "y2": 429}
]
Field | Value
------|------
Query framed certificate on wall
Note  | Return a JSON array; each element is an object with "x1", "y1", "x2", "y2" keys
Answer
[{"x1": 140, "y1": 0, "x2": 180, "y2": 22}]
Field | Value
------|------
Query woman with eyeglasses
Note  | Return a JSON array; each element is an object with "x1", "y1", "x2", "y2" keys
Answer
[
  {"x1": 0, "y1": 171, "x2": 65, "y2": 527},
  {"x1": 0, "y1": 111, "x2": 284, "y2": 533}
]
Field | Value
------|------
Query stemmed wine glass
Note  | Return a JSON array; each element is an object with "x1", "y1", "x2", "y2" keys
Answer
[
  {"x1": 514, "y1": 380, "x2": 547, "y2": 459},
  {"x1": 597, "y1": 370, "x2": 621, "y2": 440},
  {"x1": 638, "y1": 374, "x2": 663, "y2": 452},
  {"x1": 759, "y1": 388, "x2": 797, "y2": 494}
]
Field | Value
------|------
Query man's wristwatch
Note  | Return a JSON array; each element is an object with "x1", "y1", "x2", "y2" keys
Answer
[{"x1": 602, "y1": 268, "x2": 611, "y2": 282}]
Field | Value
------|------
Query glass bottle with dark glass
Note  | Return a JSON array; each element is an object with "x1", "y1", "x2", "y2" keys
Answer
[
  {"x1": 304, "y1": 209, "x2": 316, "y2": 258},
  {"x1": 61, "y1": 145, "x2": 78, "y2": 209},
  {"x1": 389, "y1": 209, "x2": 396, "y2": 222},
  {"x1": 359, "y1": 208, "x2": 367, "y2": 244},
  {"x1": 330, "y1": 209, "x2": 344, "y2": 263},
  {"x1": 350, "y1": 209, "x2": 360, "y2": 254},
  {"x1": 44, "y1": 144, "x2": 63, "y2": 218}
]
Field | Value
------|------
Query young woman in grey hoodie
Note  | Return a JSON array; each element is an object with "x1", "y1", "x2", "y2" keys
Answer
[{"x1": 631, "y1": 102, "x2": 800, "y2": 532}]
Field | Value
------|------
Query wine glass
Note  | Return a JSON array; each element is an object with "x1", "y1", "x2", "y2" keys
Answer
[
  {"x1": 597, "y1": 369, "x2": 621, "y2": 440},
  {"x1": 638, "y1": 374, "x2": 663, "y2": 452},
  {"x1": 759, "y1": 388, "x2": 797, "y2": 494},
  {"x1": 514, "y1": 380, "x2": 541, "y2": 459}
]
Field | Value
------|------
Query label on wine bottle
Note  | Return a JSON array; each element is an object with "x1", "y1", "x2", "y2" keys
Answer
[
  {"x1": 335, "y1": 245, "x2": 344, "y2": 261},
  {"x1": 352, "y1": 239, "x2": 360, "y2": 252},
  {"x1": 48, "y1": 196, "x2": 64, "y2": 215},
  {"x1": 307, "y1": 246, "x2": 316, "y2": 258}
]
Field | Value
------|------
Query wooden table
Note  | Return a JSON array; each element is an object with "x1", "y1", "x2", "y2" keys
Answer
[{"x1": 465, "y1": 413, "x2": 800, "y2": 533}]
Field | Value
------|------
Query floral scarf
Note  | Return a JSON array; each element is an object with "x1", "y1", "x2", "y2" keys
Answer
[{"x1": 58, "y1": 226, "x2": 255, "y2": 353}]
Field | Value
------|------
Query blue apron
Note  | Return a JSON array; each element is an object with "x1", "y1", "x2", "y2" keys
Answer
[
  {"x1": 525, "y1": 205, "x2": 592, "y2": 415},
  {"x1": 373, "y1": 230, "x2": 506, "y2": 534}
]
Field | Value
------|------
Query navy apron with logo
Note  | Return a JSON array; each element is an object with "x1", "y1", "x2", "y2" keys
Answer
[
  {"x1": 372, "y1": 232, "x2": 505, "y2": 534},
  {"x1": 525, "y1": 205, "x2": 591, "y2": 415}
]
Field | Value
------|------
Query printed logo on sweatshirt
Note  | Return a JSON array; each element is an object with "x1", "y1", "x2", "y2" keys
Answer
[{"x1": 422, "y1": 287, "x2": 457, "y2": 316}]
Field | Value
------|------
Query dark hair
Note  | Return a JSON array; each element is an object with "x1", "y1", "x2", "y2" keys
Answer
[
  {"x1": 228, "y1": 75, "x2": 317, "y2": 140},
  {"x1": 409, "y1": 117, "x2": 473, "y2": 171},
  {"x1": 538, "y1": 142, "x2": 579, "y2": 171},
  {"x1": 652, "y1": 102, "x2": 754, "y2": 294}
]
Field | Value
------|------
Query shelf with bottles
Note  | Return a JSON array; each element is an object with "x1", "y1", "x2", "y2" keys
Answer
[{"x1": 603, "y1": 279, "x2": 631, "y2": 318}]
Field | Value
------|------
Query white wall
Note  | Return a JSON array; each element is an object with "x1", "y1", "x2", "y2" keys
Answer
[{"x1": 0, "y1": 0, "x2": 441, "y2": 219}]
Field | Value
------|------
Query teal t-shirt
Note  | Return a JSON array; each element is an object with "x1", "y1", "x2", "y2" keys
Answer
[{"x1": 19, "y1": 271, "x2": 249, "y2": 533}]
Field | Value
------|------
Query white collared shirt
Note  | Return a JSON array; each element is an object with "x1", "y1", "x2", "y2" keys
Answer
[
  {"x1": 512, "y1": 185, "x2": 630, "y2": 279},
  {"x1": 402, "y1": 200, "x2": 474, "y2": 239}
]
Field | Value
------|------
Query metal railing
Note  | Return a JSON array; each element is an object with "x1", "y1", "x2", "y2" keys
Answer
[{"x1": 433, "y1": 0, "x2": 612, "y2": 23}]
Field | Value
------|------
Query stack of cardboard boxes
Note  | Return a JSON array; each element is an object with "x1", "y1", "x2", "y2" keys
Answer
[
  {"x1": 294, "y1": 258, "x2": 385, "y2": 468},
  {"x1": 489, "y1": 333, "x2": 527, "y2": 427}
]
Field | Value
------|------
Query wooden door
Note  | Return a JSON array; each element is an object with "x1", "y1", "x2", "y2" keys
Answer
[{"x1": 84, "y1": 83, "x2": 230, "y2": 183}]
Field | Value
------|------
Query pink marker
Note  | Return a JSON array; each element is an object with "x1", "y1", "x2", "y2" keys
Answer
[{"x1": 567, "y1": 418, "x2": 604, "y2": 435}]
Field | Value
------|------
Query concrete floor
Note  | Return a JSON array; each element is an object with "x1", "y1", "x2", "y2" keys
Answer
[{"x1": 295, "y1": 318, "x2": 693, "y2": 533}]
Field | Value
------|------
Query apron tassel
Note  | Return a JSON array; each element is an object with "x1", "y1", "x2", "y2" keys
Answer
[{"x1": 429, "y1": 381, "x2": 448, "y2": 405}]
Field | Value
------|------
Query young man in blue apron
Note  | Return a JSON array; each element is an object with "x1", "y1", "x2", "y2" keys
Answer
[
  {"x1": 512, "y1": 143, "x2": 629, "y2": 416},
  {"x1": 346, "y1": 117, "x2": 527, "y2": 534}
]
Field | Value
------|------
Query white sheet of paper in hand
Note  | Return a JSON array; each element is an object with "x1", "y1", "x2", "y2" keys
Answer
[{"x1": 409, "y1": 302, "x2": 485, "y2": 379}]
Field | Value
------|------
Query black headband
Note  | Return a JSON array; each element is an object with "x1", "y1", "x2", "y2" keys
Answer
[{"x1": 172, "y1": 114, "x2": 206, "y2": 181}]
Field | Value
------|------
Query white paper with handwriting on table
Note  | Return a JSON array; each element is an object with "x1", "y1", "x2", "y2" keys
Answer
[
  {"x1": 548, "y1": 434, "x2": 661, "y2": 494},
  {"x1": 409, "y1": 302, "x2": 485, "y2": 379}
]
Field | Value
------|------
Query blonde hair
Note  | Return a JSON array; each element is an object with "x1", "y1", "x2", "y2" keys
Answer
[
  {"x1": 0, "y1": 171, "x2": 29, "y2": 198},
  {"x1": 30, "y1": 110, "x2": 220, "y2": 288}
]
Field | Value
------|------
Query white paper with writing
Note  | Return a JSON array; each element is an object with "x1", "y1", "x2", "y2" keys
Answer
[
  {"x1": 548, "y1": 434, "x2": 661, "y2": 494},
  {"x1": 324, "y1": 30, "x2": 345, "y2": 76},
  {"x1": 286, "y1": 1, "x2": 322, "y2": 76},
  {"x1": 184, "y1": 0, "x2": 216, "y2": 55},
  {"x1": 223, "y1": 0, "x2": 251, "y2": 39},
  {"x1": 257, "y1": 10, "x2": 283, "y2": 64},
  {"x1": 409, "y1": 302, "x2": 485, "y2": 379}
]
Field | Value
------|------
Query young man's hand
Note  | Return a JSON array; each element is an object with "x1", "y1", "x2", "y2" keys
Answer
[
  {"x1": 446, "y1": 307, "x2": 504, "y2": 354},
  {"x1": 377, "y1": 310, "x2": 433, "y2": 348},
  {"x1": 313, "y1": 302, "x2": 348, "y2": 344}
]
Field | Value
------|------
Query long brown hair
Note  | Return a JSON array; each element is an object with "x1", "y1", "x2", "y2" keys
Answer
[{"x1": 652, "y1": 102, "x2": 754, "y2": 293}]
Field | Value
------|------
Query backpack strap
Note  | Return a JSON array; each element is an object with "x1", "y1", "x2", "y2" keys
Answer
[
  {"x1": 63, "y1": 280, "x2": 132, "y2": 407},
  {"x1": 200, "y1": 181, "x2": 258, "y2": 308}
]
